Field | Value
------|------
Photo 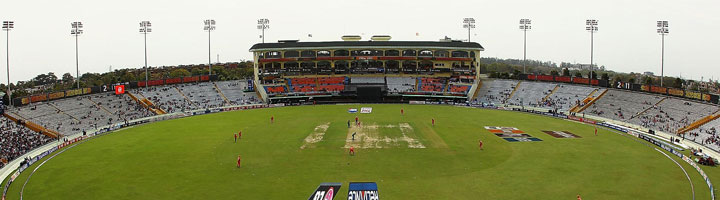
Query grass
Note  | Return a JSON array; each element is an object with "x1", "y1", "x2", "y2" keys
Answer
[{"x1": 3, "y1": 104, "x2": 712, "y2": 199}]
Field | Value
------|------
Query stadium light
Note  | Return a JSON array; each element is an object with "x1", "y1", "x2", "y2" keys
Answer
[
  {"x1": 519, "y1": 19, "x2": 531, "y2": 74},
  {"x1": 2, "y1": 21, "x2": 13, "y2": 106},
  {"x1": 585, "y1": 19, "x2": 598, "y2": 84},
  {"x1": 657, "y1": 20, "x2": 669, "y2": 87},
  {"x1": 71, "y1": 21, "x2": 84, "y2": 89},
  {"x1": 462, "y1": 18, "x2": 476, "y2": 42},
  {"x1": 257, "y1": 18, "x2": 269, "y2": 43},
  {"x1": 204, "y1": 19, "x2": 216, "y2": 77},
  {"x1": 139, "y1": 21, "x2": 152, "y2": 89}
]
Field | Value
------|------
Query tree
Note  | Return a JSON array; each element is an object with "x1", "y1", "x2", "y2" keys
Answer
[
  {"x1": 643, "y1": 76, "x2": 654, "y2": 85},
  {"x1": 601, "y1": 73, "x2": 609, "y2": 81},
  {"x1": 589, "y1": 71, "x2": 597, "y2": 79},
  {"x1": 550, "y1": 70, "x2": 559, "y2": 76},
  {"x1": 170, "y1": 68, "x2": 191, "y2": 78},
  {"x1": 62, "y1": 73, "x2": 74, "y2": 83},
  {"x1": 673, "y1": 78, "x2": 683, "y2": 89},
  {"x1": 574, "y1": 71, "x2": 582, "y2": 78},
  {"x1": 562, "y1": 68, "x2": 570, "y2": 77},
  {"x1": 33, "y1": 72, "x2": 58, "y2": 85}
]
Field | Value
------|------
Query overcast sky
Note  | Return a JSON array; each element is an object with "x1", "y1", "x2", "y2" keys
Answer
[{"x1": 1, "y1": 0, "x2": 718, "y2": 83}]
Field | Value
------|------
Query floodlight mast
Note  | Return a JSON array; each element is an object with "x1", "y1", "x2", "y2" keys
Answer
[
  {"x1": 585, "y1": 19, "x2": 598, "y2": 84},
  {"x1": 463, "y1": 18, "x2": 475, "y2": 42},
  {"x1": 204, "y1": 19, "x2": 216, "y2": 77},
  {"x1": 257, "y1": 18, "x2": 269, "y2": 43},
  {"x1": 519, "y1": 19, "x2": 531, "y2": 74},
  {"x1": 71, "y1": 21, "x2": 84, "y2": 89},
  {"x1": 140, "y1": 21, "x2": 152, "y2": 89},
  {"x1": 657, "y1": 20, "x2": 669, "y2": 87},
  {"x1": 2, "y1": 21, "x2": 13, "y2": 106}
]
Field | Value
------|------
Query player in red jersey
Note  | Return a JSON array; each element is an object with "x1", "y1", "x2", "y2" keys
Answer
[
  {"x1": 271, "y1": 116, "x2": 274, "y2": 123},
  {"x1": 234, "y1": 133, "x2": 237, "y2": 143},
  {"x1": 401, "y1": 108, "x2": 404, "y2": 115},
  {"x1": 594, "y1": 127, "x2": 598, "y2": 136},
  {"x1": 236, "y1": 155, "x2": 242, "y2": 168},
  {"x1": 432, "y1": 118, "x2": 435, "y2": 126},
  {"x1": 238, "y1": 131, "x2": 242, "y2": 139},
  {"x1": 478, "y1": 139, "x2": 484, "y2": 150},
  {"x1": 349, "y1": 146, "x2": 355, "y2": 156}
]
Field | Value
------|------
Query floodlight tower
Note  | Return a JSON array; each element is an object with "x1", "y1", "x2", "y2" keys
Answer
[
  {"x1": 2, "y1": 21, "x2": 13, "y2": 106},
  {"x1": 139, "y1": 21, "x2": 152, "y2": 89},
  {"x1": 71, "y1": 21, "x2": 84, "y2": 89},
  {"x1": 204, "y1": 19, "x2": 216, "y2": 76},
  {"x1": 257, "y1": 18, "x2": 269, "y2": 43},
  {"x1": 519, "y1": 19, "x2": 531, "y2": 74},
  {"x1": 585, "y1": 19, "x2": 598, "y2": 84},
  {"x1": 657, "y1": 20, "x2": 669, "y2": 87},
  {"x1": 463, "y1": 18, "x2": 476, "y2": 42}
]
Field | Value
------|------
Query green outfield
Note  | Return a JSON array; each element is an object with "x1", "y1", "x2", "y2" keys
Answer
[{"x1": 2, "y1": 104, "x2": 715, "y2": 199}]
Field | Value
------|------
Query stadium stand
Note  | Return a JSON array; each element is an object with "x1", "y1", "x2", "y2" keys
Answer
[
  {"x1": 387, "y1": 77, "x2": 416, "y2": 93},
  {"x1": 0, "y1": 116, "x2": 53, "y2": 165},
  {"x1": 178, "y1": 82, "x2": 226, "y2": 109},
  {"x1": 582, "y1": 89, "x2": 662, "y2": 122},
  {"x1": 135, "y1": 85, "x2": 198, "y2": 113},
  {"x1": 629, "y1": 98, "x2": 719, "y2": 134},
  {"x1": 418, "y1": 77, "x2": 446, "y2": 93},
  {"x1": 351, "y1": 77, "x2": 385, "y2": 84},
  {"x1": 88, "y1": 92, "x2": 155, "y2": 121},
  {"x1": 541, "y1": 84, "x2": 599, "y2": 111},
  {"x1": 475, "y1": 79, "x2": 518, "y2": 105},
  {"x1": 215, "y1": 80, "x2": 261, "y2": 105},
  {"x1": 507, "y1": 81, "x2": 556, "y2": 107}
]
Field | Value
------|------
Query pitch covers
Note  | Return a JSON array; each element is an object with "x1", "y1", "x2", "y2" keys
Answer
[{"x1": 308, "y1": 182, "x2": 342, "y2": 200}]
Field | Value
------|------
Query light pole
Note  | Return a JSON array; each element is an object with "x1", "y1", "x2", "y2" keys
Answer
[
  {"x1": 519, "y1": 19, "x2": 531, "y2": 74},
  {"x1": 139, "y1": 21, "x2": 152, "y2": 89},
  {"x1": 463, "y1": 18, "x2": 475, "y2": 42},
  {"x1": 657, "y1": 20, "x2": 669, "y2": 87},
  {"x1": 71, "y1": 21, "x2": 83, "y2": 89},
  {"x1": 2, "y1": 21, "x2": 13, "y2": 106},
  {"x1": 585, "y1": 19, "x2": 598, "y2": 84},
  {"x1": 204, "y1": 19, "x2": 216, "y2": 77},
  {"x1": 257, "y1": 18, "x2": 269, "y2": 43}
]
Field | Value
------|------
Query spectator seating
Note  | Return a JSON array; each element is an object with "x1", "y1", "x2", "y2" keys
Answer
[
  {"x1": 0, "y1": 116, "x2": 53, "y2": 167},
  {"x1": 351, "y1": 77, "x2": 384, "y2": 84},
  {"x1": 475, "y1": 79, "x2": 518, "y2": 105},
  {"x1": 506, "y1": 81, "x2": 556, "y2": 107},
  {"x1": 178, "y1": 82, "x2": 226, "y2": 109},
  {"x1": 387, "y1": 77, "x2": 416, "y2": 93},
  {"x1": 418, "y1": 77, "x2": 446, "y2": 93},
  {"x1": 582, "y1": 89, "x2": 662, "y2": 122},
  {"x1": 216, "y1": 80, "x2": 260, "y2": 105}
]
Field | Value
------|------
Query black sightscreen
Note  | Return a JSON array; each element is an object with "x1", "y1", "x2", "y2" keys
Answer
[{"x1": 357, "y1": 87, "x2": 382, "y2": 102}]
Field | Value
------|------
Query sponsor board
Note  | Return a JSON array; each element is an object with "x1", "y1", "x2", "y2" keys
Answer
[
  {"x1": 542, "y1": 131, "x2": 581, "y2": 138},
  {"x1": 308, "y1": 182, "x2": 342, "y2": 200},
  {"x1": 348, "y1": 182, "x2": 379, "y2": 200},
  {"x1": 494, "y1": 133, "x2": 532, "y2": 138},
  {"x1": 348, "y1": 108, "x2": 358, "y2": 113},
  {"x1": 409, "y1": 101, "x2": 425, "y2": 105},
  {"x1": 503, "y1": 137, "x2": 543, "y2": 142},
  {"x1": 360, "y1": 107, "x2": 373, "y2": 114},
  {"x1": 114, "y1": 85, "x2": 126, "y2": 95}
]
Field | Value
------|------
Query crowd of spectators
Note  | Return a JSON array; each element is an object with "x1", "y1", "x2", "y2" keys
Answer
[{"x1": 0, "y1": 117, "x2": 53, "y2": 168}]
